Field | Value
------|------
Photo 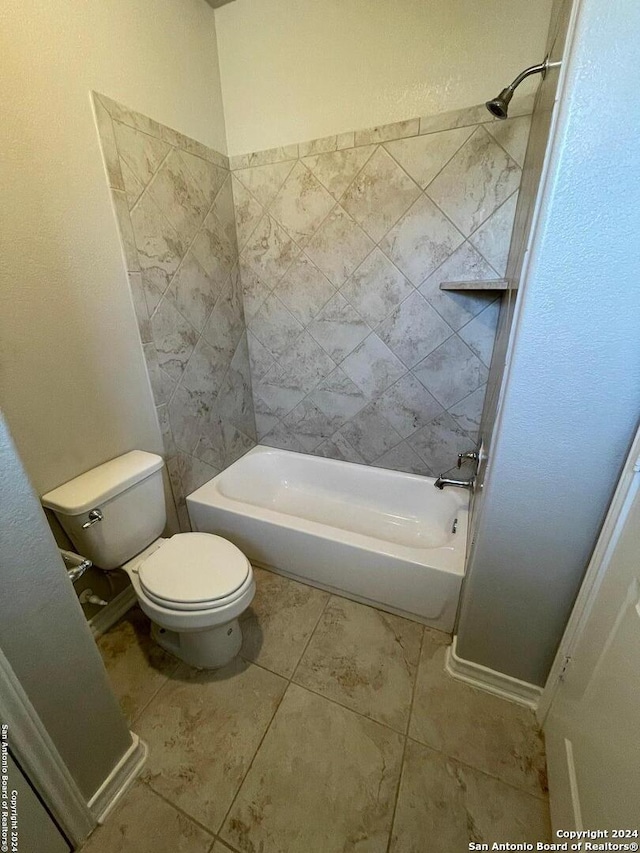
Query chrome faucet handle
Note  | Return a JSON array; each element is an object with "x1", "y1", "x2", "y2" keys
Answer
[
  {"x1": 81, "y1": 508, "x2": 103, "y2": 529},
  {"x1": 457, "y1": 451, "x2": 479, "y2": 468}
]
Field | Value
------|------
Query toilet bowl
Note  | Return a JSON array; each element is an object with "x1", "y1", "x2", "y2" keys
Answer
[
  {"x1": 125, "y1": 533, "x2": 255, "y2": 669},
  {"x1": 41, "y1": 450, "x2": 255, "y2": 669}
]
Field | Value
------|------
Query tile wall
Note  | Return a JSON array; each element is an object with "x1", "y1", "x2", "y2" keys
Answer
[
  {"x1": 93, "y1": 93, "x2": 256, "y2": 528},
  {"x1": 232, "y1": 102, "x2": 532, "y2": 475}
]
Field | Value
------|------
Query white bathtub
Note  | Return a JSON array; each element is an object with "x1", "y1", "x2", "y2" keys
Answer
[{"x1": 187, "y1": 446, "x2": 469, "y2": 632}]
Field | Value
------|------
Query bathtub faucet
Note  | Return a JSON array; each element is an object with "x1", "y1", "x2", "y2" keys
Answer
[{"x1": 434, "y1": 475, "x2": 475, "y2": 491}]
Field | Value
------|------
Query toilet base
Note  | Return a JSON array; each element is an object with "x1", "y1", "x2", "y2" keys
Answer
[{"x1": 151, "y1": 619, "x2": 242, "y2": 669}]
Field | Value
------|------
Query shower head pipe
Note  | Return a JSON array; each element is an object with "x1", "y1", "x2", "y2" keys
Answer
[{"x1": 486, "y1": 55, "x2": 561, "y2": 119}]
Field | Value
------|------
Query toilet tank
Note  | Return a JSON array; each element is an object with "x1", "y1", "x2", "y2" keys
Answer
[{"x1": 42, "y1": 451, "x2": 166, "y2": 570}]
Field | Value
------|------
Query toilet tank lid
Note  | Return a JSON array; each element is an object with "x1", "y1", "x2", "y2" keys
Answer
[{"x1": 41, "y1": 450, "x2": 164, "y2": 515}]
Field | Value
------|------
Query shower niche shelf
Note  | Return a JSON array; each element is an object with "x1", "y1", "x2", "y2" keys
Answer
[{"x1": 439, "y1": 279, "x2": 508, "y2": 291}]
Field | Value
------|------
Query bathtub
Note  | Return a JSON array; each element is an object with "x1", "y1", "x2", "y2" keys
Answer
[{"x1": 187, "y1": 446, "x2": 469, "y2": 632}]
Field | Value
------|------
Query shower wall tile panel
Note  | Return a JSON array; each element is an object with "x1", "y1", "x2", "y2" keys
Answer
[
  {"x1": 232, "y1": 103, "x2": 531, "y2": 475},
  {"x1": 94, "y1": 93, "x2": 255, "y2": 528}
]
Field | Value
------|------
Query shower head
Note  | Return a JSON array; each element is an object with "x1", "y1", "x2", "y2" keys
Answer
[{"x1": 486, "y1": 56, "x2": 560, "y2": 119}]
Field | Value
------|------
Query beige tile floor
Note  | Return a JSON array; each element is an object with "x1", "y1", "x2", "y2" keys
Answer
[{"x1": 85, "y1": 566, "x2": 550, "y2": 853}]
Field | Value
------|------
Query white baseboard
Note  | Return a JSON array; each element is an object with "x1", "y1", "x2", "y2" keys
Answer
[
  {"x1": 445, "y1": 636, "x2": 542, "y2": 710},
  {"x1": 90, "y1": 585, "x2": 137, "y2": 639},
  {"x1": 87, "y1": 732, "x2": 147, "y2": 824}
]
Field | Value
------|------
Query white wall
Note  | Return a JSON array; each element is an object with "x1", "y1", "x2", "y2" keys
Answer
[
  {"x1": 215, "y1": 0, "x2": 553, "y2": 155},
  {"x1": 0, "y1": 0, "x2": 225, "y2": 495}
]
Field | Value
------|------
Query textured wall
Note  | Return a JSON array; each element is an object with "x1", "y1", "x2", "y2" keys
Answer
[
  {"x1": 214, "y1": 0, "x2": 552, "y2": 155},
  {"x1": 94, "y1": 95, "x2": 255, "y2": 528},
  {"x1": 233, "y1": 103, "x2": 532, "y2": 476}
]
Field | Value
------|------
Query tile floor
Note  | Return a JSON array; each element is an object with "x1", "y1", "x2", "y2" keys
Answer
[{"x1": 86, "y1": 567, "x2": 550, "y2": 853}]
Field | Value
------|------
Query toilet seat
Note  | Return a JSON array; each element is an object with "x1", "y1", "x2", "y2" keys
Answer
[{"x1": 138, "y1": 532, "x2": 251, "y2": 612}]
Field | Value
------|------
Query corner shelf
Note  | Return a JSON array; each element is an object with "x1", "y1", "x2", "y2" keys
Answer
[{"x1": 439, "y1": 279, "x2": 508, "y2": 292}]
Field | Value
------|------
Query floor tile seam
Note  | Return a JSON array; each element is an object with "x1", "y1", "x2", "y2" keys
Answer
[
  {"x1": 214, "y1": 668, "x2": 291, "y2": 838},
  {"x1": 138, "y1": 777, "x2": 217, "y2": 838},
  {"x1": 404, "y1": 733, "x2": 549, "y2": 802},
  {"x1": 288, "y1": 591, "x2": 333, "y2": 681},
  {"x1": 130, "y1": 659, "x2": 182, "y2": 725},
  {"x1": 384, "y1": 626, "x2": 426, "y2": 853},
  {"x1": 211, "y1": 834, "x2": 244, "y2": 853}
]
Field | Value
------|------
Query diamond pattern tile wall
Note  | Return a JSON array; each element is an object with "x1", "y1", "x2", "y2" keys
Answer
[
  {"x1": 94, "y1": 92, "x2": 256, "y2": 529},
  {"x1": 233, "y1": 106, "x2": 531, "y2": 476}
]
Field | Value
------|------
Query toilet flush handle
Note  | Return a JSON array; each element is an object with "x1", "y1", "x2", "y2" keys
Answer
[{"x1": 81, "y1": 508, "x2": 103, "y2": 529}]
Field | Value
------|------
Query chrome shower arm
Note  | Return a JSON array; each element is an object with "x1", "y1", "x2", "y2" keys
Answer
[{"x1": 486, "y1": 55, "x2": 561, "y2": 119}]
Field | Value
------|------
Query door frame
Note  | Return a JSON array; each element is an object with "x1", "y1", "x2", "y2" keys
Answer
[
  {"x1": 538, "y1": 420, "x2": 640, "y2": 722},
  {"x1": 0, "y1": 646, "x2": 96, "y2": 848}
]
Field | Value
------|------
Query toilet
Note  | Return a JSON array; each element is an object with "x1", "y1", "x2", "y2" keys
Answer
[{"x1": 42, "y1": 450, "x2": 255, "y2": 669}]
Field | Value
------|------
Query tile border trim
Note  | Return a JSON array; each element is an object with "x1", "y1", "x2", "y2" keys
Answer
[
  {"x1": 229, "y1": 93, "x2": 536, "y2": 170},
  {"x1": 445, "y1": 635, "x2": 542, "y2": 710},
  {"x1": 88, "y1": 732, "x2": 148, "y2": 824}
]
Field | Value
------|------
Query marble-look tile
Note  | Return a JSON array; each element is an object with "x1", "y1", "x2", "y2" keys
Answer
[
  {"x1": 485, "y1": 114, "x2": 532, "y2": 167},
  {"x1": 283, "y1": 399, "x2": 343, "y2": 451},
  {"x1": 448, "y1": 385, "x2": 486, "y2": 440},
  {"x1": 295, "y1": 596, "x2": 423, "y2": 732},
  {"x1": 178, "y1": 149, "x2": 227, "y2": 209},
  {"x1": 180, "y1": 337, "x2": 229, "y2": 400},
  {"x1": 238, "y1": 258, "x2": 270, "y2": 322},
  {"x1": 255, "y1": 363, "x2": 307, "y2": 419},
  {"x1": 309, "y1": 367, "x2": 368, "y2": 422},
  {"x1": 459, "y1": 299, "x2": 501, "y2": 366},
  {"x1": 230, "y1": 143, "x2": 298, "y2": 171},
  {"x1": 254, "y1": 410, "x2": 279, "y2": 440},
  {"x1": 231, "y1": 176, "x2": 264, "y2": 250},
  {"x1": 233, "y1": 160, "x2": 295, "y2": 208},
  {"x1": 380, "y1": 194, "x2": 464, "y2": 286},
  {"x1": 339, "y1": 401, "x2": 403, "y2": 463},
  {"x1": 408, "y1": 411, "x2": 476, "y2": 475},
  {"x1": 269, "y1": 160, "x2": 335, "y2": 245},
  {"x1": 130, "y1": 191, "x2": 187, "y2": 299},
  {"x1": 276, "y1": 251, "x2": 336, "y2": 325},
  {"x1": 419, "y1": 241, "x2": 498, "y2": 331},
  {"x1": 93, "y1": 97, "x2": 124, "y2": 190},
  {"x1": 384, "y1": 126, "x2": 474, "y2": 189},
  {"x1": 302, "y1": 144, "x2": 376, "y2": 201},
  {"x1": 246, "y1": 331, "x2": 275, "y2": 383},
  {"x1": 150, "y1": 295, "x2": 199, "y2": 380},
  {"x1": 374, "y1": 441, "x2": 432, "y2": 476},
  {"x1": 469, "y1": 191, "x2": 518, "y2": 277},
  {"x1": 307, "y1": 292, "x2": 370, "y2": 362},
  {"x1": 210, "y1": 176, "x2": 238, "y2": 248},
  {"x1": 147, "y1": 148, "x2": 209, "y2": 244},
  {"x1": 248, "y1": 291, "x2": 304, "y2": 359},
  {"x1": 389, "y1": 739, "x2": 551, "y2": 853},
  {"x1": 143, "y1": 342, "x2": 177, "y2": 406},
  {"x1": 314, "y1": 434, "x2": 365, "y2": 464},
  {"x1": 191, "y1": 205, "x2": 237, "y2": 286},
  {"x1": 261, "y1": 420, "x2": 306, "y2": 452},
  {"x1": 221, "y1": 684, "x2": 404, "y2": 853},
  {"x1": 355, "y1": 117, "x2": 420, "y2": 146},
  {"x1": 377, "y1": 290, "x2": 453, "y2": 368},
  {"x1": 98, "y1": 93, "x2": 164, "y2": 138},
  {"x1": 341, "y1": 147, "x2": 421, "y2": 242},
  {"x1": 427, "y1": 126, "x2": 521, "y2": 237},
  {"x1": 113, "y1": 120, "x2": 170, "y2": 187},
  {"x1": 111, "y1": 190, "x2": 141, "y2": 272},
  {"x1": 305, "y1": 205, "x2": 375, "y2": 287},
  {"x1": 242, "y1": 214, "x2": 298, "y2": 289},
  {"x1": 341, "y1": 333, "x2": 406, "y2": 397},
  {"x1": 215, "y1": 337, "x2": 257, "y2": 440},
  {"x1": 194, "y1": 417, "x2": 254, "y2": 471},
  {"x1": 277, "y1": 330, "x2": 337, "y2": 394},
  {"x1": 240, "y1": 568, "x2": 329, "y2": 677},
  {"x1": 202, "y1": 275, "x2": 245, "y2": 366},
  {"x1": 409, "y1": 642, "x2": 548, "y2": 797},
  {"x1": 97, "y1": 607, "x2": 179, "y2": 723},
  {"x1": 128, "y1": 272, "x2": 152, "y2": 342},
  {"x1": 341, "y1": 247, "x2": 413, "y2": 327},
  {"x1": 178, "y1": 451, "x2": 218, "y2": 495},
  {"x1": 418, "y1": 103, "x2": 492, "y2": 136},
  {"x1": 413, "y1": 334, "x2": 489, "y2": 408},
  {"x1": 82, "y1": 782, "x2": 212, "y2": 853},
  {"x1": 138, "y1": 658, "x2": 287, "y2": 833},
  {"x1": 298, "y1": 132, "x2": 354, "y2": 158},
  {"x1": 167, "y1": 250, "x2": 217, "y2": 333},
  {"x1": 120, "y1": 158, "x2": 145, "y2": 209},
  {"x1": 156, "y1": 404, "x2": 177, "y2": 457},
  {"x1": 168, "y1": 384, "x2": 213, "y2": 454},
  {"x1": 375, "y1": 373, "x2": 443, "y2": 438}
]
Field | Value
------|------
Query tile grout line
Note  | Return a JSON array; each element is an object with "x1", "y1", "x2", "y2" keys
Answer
[
  {"x1": 138, "y1": 778, "x2": 218, "y2": 839},
  {"x1": 129, "y1": 659, "x2": 182, "y2": 726}
]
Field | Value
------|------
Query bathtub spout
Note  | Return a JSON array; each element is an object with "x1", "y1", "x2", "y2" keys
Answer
[{"x1": 434, "y1": 476, "x2": 475, "y2": 491}]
